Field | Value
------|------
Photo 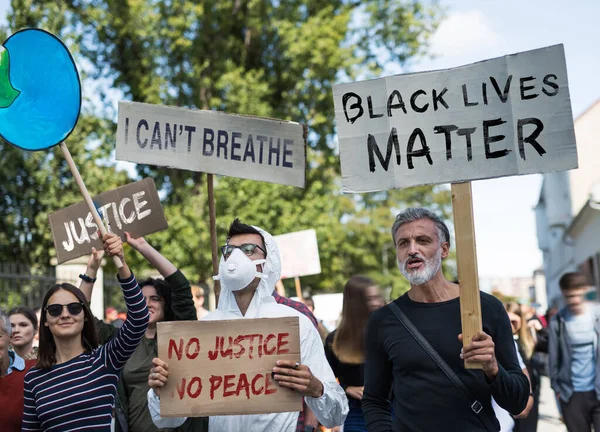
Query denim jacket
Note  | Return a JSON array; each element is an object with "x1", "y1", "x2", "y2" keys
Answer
[{"x1": 548, "y1": 305, "x2": 600, "y2": 403}]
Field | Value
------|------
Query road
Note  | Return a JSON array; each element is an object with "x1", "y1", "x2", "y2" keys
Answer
[{"x1": 538, "y1": 376, "x2": 566, "y2": 432}]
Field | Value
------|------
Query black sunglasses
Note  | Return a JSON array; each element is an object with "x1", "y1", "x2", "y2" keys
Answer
[
  {"x1": 220, "y1": 243, "x2": 266, "y2": 259},
  {"x1": 46, "y1": 302, "x2": 84, "y2": 317}
]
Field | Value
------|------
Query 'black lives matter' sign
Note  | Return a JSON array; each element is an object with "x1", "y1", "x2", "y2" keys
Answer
[
  {"x1": 333, "y1": 44, "x2": 577, "y2": 193},
  {"x1": 49, "y1": 178, "x2": 168, "y2": 263}
]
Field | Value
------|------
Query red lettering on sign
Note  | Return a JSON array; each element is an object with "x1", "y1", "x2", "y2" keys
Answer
[
  {"x1": 223, "y1": 374, "x2": 236, "y2": 397},
  {"x1": 277, "y1": 332, "x2": 290, "y2": 354},
  {"x1": 264, "y1": 333, "x2": 277, "y2": 355},
  {"x1": 208, "y1": 336, "x2": 221, "y2": 361},
  {"x1": 186, "y1": 337, "x2": 201, "y2": 360},
  {"x1": 220, "y1": 336, "x2": 233, "y2": 359},
  {"x1": 209, "y1": 375, "x2": 223, "y2": 400},
  {"x1": 251, "y1": 373, "x2": 264, "y2": 395},
  {"x1": 233, "y1": 335, "x2": 246, "y2": 359},
  {"x1": 205, "y1": 332, "x2": 292, "y2": 360},
  {"x1": 168, "y1": 338, "x2": 183, "y2": 361},
  {"x1": 265, "y1": 372, "x2": 277, "y2": 395},
  {"x1": 236, "y1": 373, "x2": 250, "y2": 399},
  {"x1": 187, "y1": 376, "x2": 202, "y2": 399},
  {"x1": 176, "y1": 377, "x2": 186, "y2": 400},
  {"x1": 257, "y1": 333, "x2": 264, "y2": 357}
]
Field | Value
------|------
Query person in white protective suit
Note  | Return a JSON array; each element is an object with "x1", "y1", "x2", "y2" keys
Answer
[{"x1": 146, "y1": 219, "x2": 349, "y2": 432}]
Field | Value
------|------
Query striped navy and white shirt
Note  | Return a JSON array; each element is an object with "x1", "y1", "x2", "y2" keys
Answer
[{"x1": 22, "y1": 273, "x2": 149, "y2": 431}]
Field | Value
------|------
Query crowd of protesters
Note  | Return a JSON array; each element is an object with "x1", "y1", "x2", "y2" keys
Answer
[{"x1": 0, "y1": 209, "x2": 598, "y2": 432}]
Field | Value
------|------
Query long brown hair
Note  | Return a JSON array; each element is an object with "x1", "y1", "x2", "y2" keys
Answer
[
  {"x1": 332, "y1": 275, "x2": 377, "y2": 364},
  {"x1": 37, "y1": 283, "x2": 98, "y2": 369},
  {"x1": 506, "y1": 301, "x2": 535, "y2": 361}
]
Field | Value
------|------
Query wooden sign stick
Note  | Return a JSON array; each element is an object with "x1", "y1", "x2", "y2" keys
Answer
[
  {"x1": 207, "y1": 173, "x2": 221, "y2": 304},
  {"x1": 59, "y1": 142, "x2": 123, "y2": 268},
  {"x1": 294, "y1": 276, "x2": 302, "y2": 301},
  {"x1": 451, "y1": 181, "x2": 483, "y2": 369}
]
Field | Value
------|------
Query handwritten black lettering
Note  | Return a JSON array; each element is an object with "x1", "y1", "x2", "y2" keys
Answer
[
  {"x1": 387, "y1": 90, "x2": 407, "y2": 116},
  {"x1": 136, "y1": 119, "x2": 149, "y2": 148},
  {"x1": 433, "y1": 125, "x2": 458, "y2": 160},
  {"x1": 520, "y1": 76, "x2": 538, "y2": 100},
  {"x1": 483, "y1": 118, "x2": 510, "y2": 159},
  {"x1": 406, "y1": 128, "x2": 433, "y2": 169},
  {"x1": 342, "y1": 92, "x2": 363, "y2": 124},
  {"x1": 203, "y1": 128, "x2": 214, "y2": 156},
  {"x1": 367, "y1": 128, "x2": 400, "y2": 172},
  {"x1": 231, "y1": 132, "x2": 242, "y2": 161},
  {"x1": 542, "y1": 74, "x2": 559, "y2": 97},
  {"x1": 517, "y1": 117, "x2": 546, "y2": 160}
]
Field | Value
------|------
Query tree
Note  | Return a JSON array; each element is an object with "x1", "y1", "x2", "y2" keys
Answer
[{"x1": 0, "y1": 0, "x2": 449, "y2": 301}]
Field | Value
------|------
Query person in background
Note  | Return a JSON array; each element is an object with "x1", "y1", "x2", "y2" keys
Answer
[
  {"x1": 0, "y1": 309, "x2": 36, "y2": 431},
  {"x1": 506, "y1": 302, "x2": 539, "y2": 431},
  {"x1": 8, "y1": 306, "x2": 38, "y2": 359},
  {"x1": 105, "y1": 307, "x2": 119, "y2": 325},
  {"x1": 492, "y1": 308, "x2": 534, "y2": 432},
  {"x1": 191, "y1": 284, "x2": 209, "y2": 319},
  {"x1": 549, "y1": 272, "x2": 600, "y2": 432},
  {"x1": 325, "y1": 275, "x2": 384, "y2": 432},
  {"x1": 22, "y1": 233, "x2": 149, "y2": 431},
  {"x1": 32, "y1": 307, "x2": 41, "y2": 348},
  {"x1": 79, "y1": 233, "x2": 206, "y2": 432},
  {"x1": 303, "y1": 294, "x2": 330, "y2": 343}
]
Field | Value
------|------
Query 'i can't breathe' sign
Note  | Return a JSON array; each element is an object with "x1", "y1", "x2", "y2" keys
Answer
[{"x1": 333, "y1": 44, "x2": 578, "y2": 193}]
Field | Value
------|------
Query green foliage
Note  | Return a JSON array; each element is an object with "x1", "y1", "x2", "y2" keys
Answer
[{"x1": 0, "y1": 0, "x2": 451, "y2": 300}]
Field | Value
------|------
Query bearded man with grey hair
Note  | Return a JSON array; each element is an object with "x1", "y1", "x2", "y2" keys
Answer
[{"x1": 362, "y1": 208, "x2": 529, "y2": 432}]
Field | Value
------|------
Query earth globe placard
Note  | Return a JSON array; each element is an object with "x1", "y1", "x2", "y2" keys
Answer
[{"x1": 0, "y1": 28, "x2": 81, "y2": 151}]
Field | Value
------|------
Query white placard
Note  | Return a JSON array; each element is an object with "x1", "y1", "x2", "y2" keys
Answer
[
  {"x1": 333, "y1": 44, "x2": 578, "y2": 193},
  {"x1": 116, "y1": 102, "x2": 306, "y2": 188},
  {"x1": 274, "y1": 229, "x2": 321, "y2": 279}
]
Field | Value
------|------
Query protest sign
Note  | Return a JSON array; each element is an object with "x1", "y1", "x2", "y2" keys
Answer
[
  {"x1": 157, "y1": 317, "x2": 302, "y2": 417},
  {"x1": 49, "y1": 178, "x2": 168, "y2": 263},
  {"x1": 274, "y1": 229, "x2": 321, "y2": 279},
  {"x1": 333, "y1": 44, "x2": 577, "y2": 193},
  {"x1": 116, "y1": 101, "x2": 307, "y2": 188}
]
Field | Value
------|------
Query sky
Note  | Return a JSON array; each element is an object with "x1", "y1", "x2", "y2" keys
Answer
[{"x1": 1, "y1": 0, "x2": 598, "y2": 278}]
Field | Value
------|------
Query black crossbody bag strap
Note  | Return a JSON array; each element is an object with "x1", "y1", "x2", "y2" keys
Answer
[{"x1": 388, "y1": 302, "x2": 498, "y2": 432}]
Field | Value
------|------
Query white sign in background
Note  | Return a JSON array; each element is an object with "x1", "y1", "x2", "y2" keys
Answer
[
  {"x1": 333, "y1": 45, "x2": 578, "y2": 193},
  {"x1": 274, "y1": 229, "x2": 321, "y2": 279},
  {"x1": 116, "y1": 102, "x2": 306, "y2": 188}
]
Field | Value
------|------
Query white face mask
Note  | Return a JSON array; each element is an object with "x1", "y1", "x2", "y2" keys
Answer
[{"x1": 213, "y1": 248, "x2": 266, "y2": 292}]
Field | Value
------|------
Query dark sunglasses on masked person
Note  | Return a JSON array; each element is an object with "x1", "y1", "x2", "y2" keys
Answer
[{"x1": 46, "y1": 302, "x2": 85, "y2": 317}]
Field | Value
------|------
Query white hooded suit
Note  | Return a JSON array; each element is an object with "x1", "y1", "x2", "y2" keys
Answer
[{"x1": 148, "y1": 227, "x2": 348, "y2": 431}]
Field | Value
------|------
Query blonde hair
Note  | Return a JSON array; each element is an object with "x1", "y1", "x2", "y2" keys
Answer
[
  {"x1": 191, "y1": 285, "x2": 204, "y2": 297},
  {"x1": 506, "y1": 302, "x2": 535, "y2": 360}
]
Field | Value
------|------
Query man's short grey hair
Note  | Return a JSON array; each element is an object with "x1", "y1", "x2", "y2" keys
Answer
[
  {"x1": 391, "y1": 207, "x2": 451, "y2": 247},
  {"x1": 0, "y1": 309, "x2": 11, "y2": 337}
]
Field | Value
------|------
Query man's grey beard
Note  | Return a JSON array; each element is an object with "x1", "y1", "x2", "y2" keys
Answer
[{"x1": 398, "y1": 248, "x2": 443, "y2": 285}]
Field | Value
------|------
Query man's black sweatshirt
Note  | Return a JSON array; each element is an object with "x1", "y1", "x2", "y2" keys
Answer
[{"x1": 362, "y1": 292, "x2": 529, "y2": 432}]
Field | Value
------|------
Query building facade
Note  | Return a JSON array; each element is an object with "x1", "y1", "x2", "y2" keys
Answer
[{"x1": 535, "y1": 100, "x2": 600, "y2": 306}]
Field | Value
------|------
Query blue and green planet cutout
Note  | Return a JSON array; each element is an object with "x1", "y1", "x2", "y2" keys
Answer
[{"x1": 0, "y1": 28, "x2": 81, "y2": 151}]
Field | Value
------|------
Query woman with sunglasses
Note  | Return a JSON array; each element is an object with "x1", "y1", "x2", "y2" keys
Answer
[
  {"x1": 22, "y1": 233, "x2": 149, "y2": 432},
  {"x1": 79, "y1": 232, "x2": 207, "y2": 432}
]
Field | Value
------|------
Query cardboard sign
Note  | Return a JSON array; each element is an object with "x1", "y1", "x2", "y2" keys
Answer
[
  {"x1": 116, "y1": 101, "x2": 307, "y2": 188},
  {"x1": 49, "y1": 178, "x2": 168, "y2": 263},
  {"x1": 157, "y1": 317, "x2": 302, "y2": 417},
  {"x1": 333, "y1": 44, "x2": 578, "y2": 193},
  {"x1": 274, "y1": 229, "x2": 321, "y2": 279}
]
